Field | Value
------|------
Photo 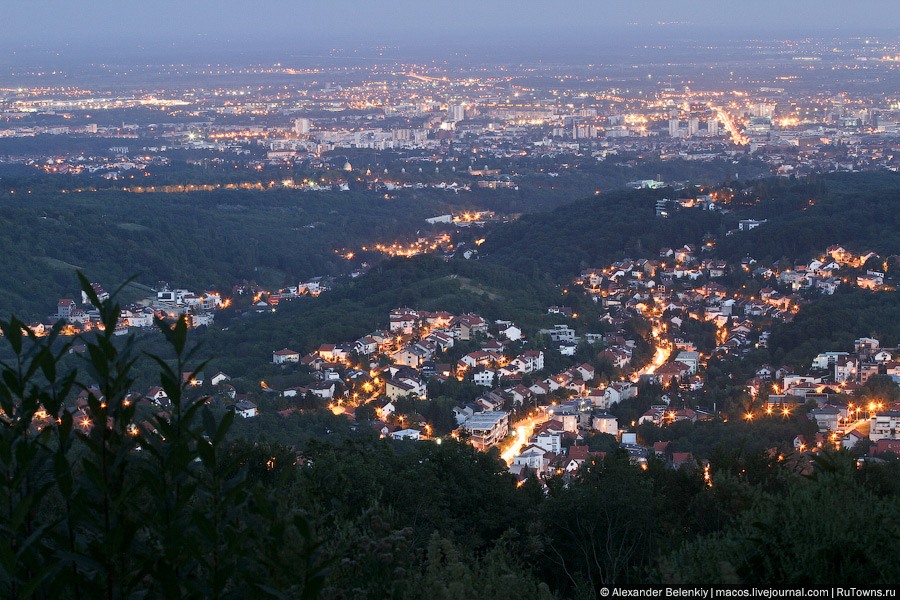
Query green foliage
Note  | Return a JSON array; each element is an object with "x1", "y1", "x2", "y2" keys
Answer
[
  {"x1": 715, "y1": 171, "x2": 900, "y2": 263},
  {"x1": 482, "y1": 187, "x2": 722, "y2": 279},
  {"x1": 664, "y1": 452, "x2": 900, "y2": 585},
  {"x1": 483, "y1": 171, "x2": 900, "y2": 284},
  {"x1": 769, "y1": 290, "x2": 900, "y2": 367},
  {"x1": 195, "y1": 255, "x2": 559, "y2": 381},
  {"x1": 0, "y1": 278, "x2": 329, "y2": 598},
  {"x1": 0, "y1": 185, "x2": 504, "y2": 320}
]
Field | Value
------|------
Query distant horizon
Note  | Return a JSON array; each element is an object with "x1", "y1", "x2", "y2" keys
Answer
[
  {"x1": 2, "y1": 28, "x2": 899, "y2": 70},
  {"x1": 1, "y1": 0, "x2": 898, "y2": 66}
]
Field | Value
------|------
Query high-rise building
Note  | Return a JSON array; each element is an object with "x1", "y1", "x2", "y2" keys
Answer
[
  {"x1": 293, "y1": 118, "x2": 311, "y2": 135},
  {"x1": 449, "y1": 104, "x2": 466, "y2": 122},
  {"x1": 669, "y1": 118, "x2": 682, "y2": 138},
  {"x1": 688, "y1": 118, "x2": 701, "y2": 136},
  {"x1": 752, "y1": 103, "x2": 776, "y2": 119},
  {"x1": 707, "y1": 117, "x2": 720, "y2": 136}
]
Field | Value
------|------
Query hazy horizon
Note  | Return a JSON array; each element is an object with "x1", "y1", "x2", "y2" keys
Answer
[{"x1": 2, "y1": 0, "x2": 898, "y2": 65}]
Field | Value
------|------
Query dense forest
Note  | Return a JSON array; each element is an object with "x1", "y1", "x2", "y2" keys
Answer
[
  {"x1": 4, "y1": 169, "x2": 895, "y2": 323},
  {"x1": 481, "y1": 171, "x2": 900, "y2": 281},
  {"x1": 715, "y1": 171, "x2": 900, "y2": 263},
  {"x1": 768, "y1": 289, "x2": 900, "y2": 367},
  {"x1": 0, "y1": 186, "x2": 479, "y2": 319},
  {"x1": 0, "y1": 154, "x2": 772, "y2": 320},
  {"x1": 2, "y1": 295, "x2": 898, "y2": 599}
]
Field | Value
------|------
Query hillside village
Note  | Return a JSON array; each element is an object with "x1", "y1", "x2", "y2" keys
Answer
[
  {"x1": 241, "y1": 235, "x2": 900, "y2": 482},
  {"x1": 25, "y1": 227, "x2": 900, "y2": 484},
  {"x1": 39, "y1": 274, "x2": 335, "y2": 337}
]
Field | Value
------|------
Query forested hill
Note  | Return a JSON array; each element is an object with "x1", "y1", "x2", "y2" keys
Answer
[
  {"x1": 480, "y1": 171, "x2": 900, "y2": 280},
  {"x1": 0, "y1": 187, "x2": 486, "y2": 320},
  {"x1": 714, "y1": 171, "x2": 900, "y2": 263},
  {"x1": 480, "y1": 186, "x2": 717, "y2": 277},
  {"x1": 193, "y1": 256, "x2": 564, "y2": 381}
]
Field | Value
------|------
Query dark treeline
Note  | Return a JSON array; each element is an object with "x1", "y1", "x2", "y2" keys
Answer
[
  {"x1": 0, "y1": 153, "x2": 772, "y2": 320},
  {"x1": 715, "y1": 171, "x2": 900, "y2": 263},
  {"x1": 482, "y1": 171, "x2": 900, "y2": 282},
  {"x1": 768, "y1": 289, "x2": 900, "y2": 367},
  {"x1": 0, "y1": 186, "x2": 484, "y2": 320}
]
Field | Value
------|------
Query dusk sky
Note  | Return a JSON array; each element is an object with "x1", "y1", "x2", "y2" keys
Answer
[{"x1": 3, "y1": 0, "x2": 899, "y2": 51}]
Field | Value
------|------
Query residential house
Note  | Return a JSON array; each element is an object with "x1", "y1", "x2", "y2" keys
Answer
[
  {"x1": 453, "y1": 403, "x2": 480, "y2": 425},
  {"x1": 674, "y1": 351, "x2": 700, "y2": 374},
  {"x1": 300, "y1": 353, "x2": 325, "y2": 371},
  {"x1": 835, "y1": 356, "x2": 858, "y2": 383},
  {"x1": 272, "y1": 348, "x2": 301, "y2": 365},
  {"x1": 869, "y1": 411, "x2": 900, "y2": 442},
  {"x1": 354, "y1": 336, "x2": 380, "y2": 355},
  {"x1": 389, "y1": 309, "x2": 418, "y2": 333},
  {"x1": 809, "y1": 406, "x2": 841, "y2": 432},
  {"x1": 592, "y1": 413, "x2": 618, "y2": 435},
  {"x1": 564, "y1": 445, "x2": 593, "y2": 473},
  {"x1": 557, "y1": 341, "x2": 577, "y2": 356},
  {"x1": 391, "y1": 429, "x2": 421, "y2": 441},
  {"x1": 473, "y1": 369, "x2": 495, "y2": 387},
  {"x1": 393, "y1": 345, "x2": 430, "y2": 368},
  {"x1": 211, "y1": 372, "x2": 231, "y2": 386},
  {"x1": 504, "y1": 385, "x2": 532, "y2": 406},
  {"x1": 232, "y1": 400, "x2": 258, "y2": 418},
  {"x1": 512, "y1": 444, "x2": 553, "y2": 475},
  {"x1": 604, "y1": 382, "x2": 637, "y2": 406},
  {"x1": 498, "y1": 323, "x2": 522, "y2": 341},
  {"x1": 308, "y1": 381, "x2": 337, "y2": 400},
  {"x1": 842, "y1": 429, "x2": 867, "y2": 450},
  {"x1": 534, "y1": 432, "x2": 562, "y2": 454},
  {"x1": 811, "y1": 352, "x2": 848, "y2": 370},
  {"x1": 57, "y1": 299, "x2": 77, "y2": 319},
  {"x1": 385, "y1": 378, "x2": 426, "y2": 400},
  {"x1": 653, "y1": 361, "x2": 692, "y2": 386},
  {"x1": 455, "y1": 314, "x2": 487, "y2": 340}
]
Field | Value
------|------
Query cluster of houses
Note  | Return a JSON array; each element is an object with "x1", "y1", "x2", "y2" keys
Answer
[
  {"x1": 508, "y1": 410, "x2": 705, "y2": 482},
  {"x1": 43, "y1": 272, "x2": 345, "y2": 338},
  {"x1": 743, "y1": 336, "x2": 900, "y2": 456},
  {"x1": 261, "y1": 294, "x2": 731, "y2": 484},
  {"x1": 265, "y1": 304, "x2": 682, "y2": 455},
  {"x1": 575, "y1": 250, "x2": 791, "y2": 362},
  {"x1": 44, "y1": 283, "x2": 227, "y2": 336},
  {"x1": 575, "y1": 240, "x2": 897, "y2": 369},
  {"x1": 28, "y1": 369, "x2": 257, "y2": 446},
  {"x1": 233, "y1": 276, "x2": 334, "y2": 314},
  {"x1": 773, "y1": 245, "x2": 891, "y2": 295}
]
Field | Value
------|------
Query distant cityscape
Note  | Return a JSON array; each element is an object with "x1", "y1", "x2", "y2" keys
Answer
[
  {"x1": 1, "y1": 36, "x2": 899, "y2": 189},
  {"x1": 1, "y1": 14, "x2": 899, "y2": 596}
]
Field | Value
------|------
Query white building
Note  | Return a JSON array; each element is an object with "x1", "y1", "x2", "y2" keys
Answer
[
  {"x1": 272, "y1": 349, "x2": 300, "y2": 364},
  {"x1": 675, "y1": 351, "x2": 700, "y2": 374},
  {"x1": 473, "y1": 369, "x2": 495, "y2": 387},
  {"x1": 512, "y1": 445, "x2": 550, "y2": 474},
  {"x1": 463, "y1": 411, "x2": 509, "y2": 451},
  {"x1": 293, "y1": 118, "x2": 311, "y2": 135},
  {"x1": 391, "y1": 429, "x2": 421, "y2": 441},
  {"x1": 869, "y1": 411, "x2": 900, "y2": 442},
  {"x1": 592, "y1": 413, "x2": 619, "y2": 436},
  {"x1": 534, "y1": 432, "x2": 562, "y2": 454},
  {"x1": 811, "y1": 352, "x2": 849, "y2": 370},
  {"x1": 232, "y1": 400, "x2": 258, "y2": 418}
]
